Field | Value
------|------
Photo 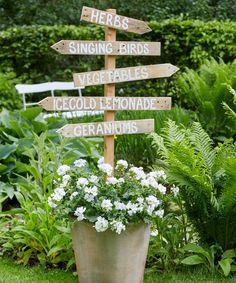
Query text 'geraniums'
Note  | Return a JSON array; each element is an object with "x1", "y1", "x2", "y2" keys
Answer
[{"x1": 48, "y1": 158, "x2": 167, "y2": 234}]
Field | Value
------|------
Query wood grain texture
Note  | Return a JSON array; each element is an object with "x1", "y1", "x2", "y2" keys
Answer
[
  {"x1": 57, "y1": 119, "x2": 155, "y2": 137},
  {"x1": 81, "y1": 6, "x2": 151, "y2": 34},
  {"x1": 51, "y1": 40, "x2": 161, "y2": 56},
  {"x1": 73, "y1": 64, "x2": 179, "y2": 87},
  {"x1": 38, "y1": 97, "x2": 171, "y2": 111}
]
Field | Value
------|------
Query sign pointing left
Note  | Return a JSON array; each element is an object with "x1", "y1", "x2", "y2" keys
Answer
[{"x1": 81, "y1": 6, "x2": 151, "y2": 34}]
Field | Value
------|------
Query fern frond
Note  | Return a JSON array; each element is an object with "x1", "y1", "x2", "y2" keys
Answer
[{"x1": 188, "y1": 122, "x2": 215, "y2": 174}]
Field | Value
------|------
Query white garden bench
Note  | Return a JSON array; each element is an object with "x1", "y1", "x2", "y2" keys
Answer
[{"x1": 15, "y1": 82, "x2": 102, "y2": 118}]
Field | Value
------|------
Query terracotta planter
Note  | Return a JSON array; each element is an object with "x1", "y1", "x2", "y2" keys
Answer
[{"x1": 72, "y1": 221, "x2": 150, "y2": 283}]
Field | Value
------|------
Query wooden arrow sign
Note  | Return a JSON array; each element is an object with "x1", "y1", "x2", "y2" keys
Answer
[
  {"x1": 81, "y1": 6, "x2": 151, "y2": 34},
  {"x1": 51, "y1": 40, "x2": 161, "y2": 56},
  {"x1": 57, "y1": 119, "x2": 154, "y2": 137},
  {"x1": 38, "y1": 96, "x2": 171, "y2": 111},
  {"x1": 73, "y1": 64, "x2": 179, "y2": 87}
]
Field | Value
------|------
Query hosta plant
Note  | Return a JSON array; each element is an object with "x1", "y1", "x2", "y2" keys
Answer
[{"x1": 48, "y1": 159, "x2": 168, "y2": 234}]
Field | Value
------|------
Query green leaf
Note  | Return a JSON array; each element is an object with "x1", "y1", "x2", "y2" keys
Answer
[
  {"x1": 0, "y1": 208, "x2": 23, "y2": 216},
  {"x1": 182, "y1": 243, "x2": 209, "y2": 258},
  {"x1": 219, "y1": 258, "x2": 232, "y2": 277},
  {"x1": 222, "y1": 249, "x2": 236, "y2": 259},
  {"x1": 20, "y1": 107, "x2": 42, "y2": 120},
  {"x1": 0, "y1": 143, "x2": 17, "y2": 159},
  {"x1": 181, "y1": 255, "x2": 205, "y2": 265}
]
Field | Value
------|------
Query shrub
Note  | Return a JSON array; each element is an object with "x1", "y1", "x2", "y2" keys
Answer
[
  {"x1": 151, "y1": 121, "x2": 236, "y2": 250},
  {"x1": 175, "y1": 59, "x2": 236, "y2": 140}
]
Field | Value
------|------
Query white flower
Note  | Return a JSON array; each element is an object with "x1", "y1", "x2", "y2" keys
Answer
[
  {"x1": 118, "y1": 178, "x2": 125, "y2": 183},
  {"x1": 51, "y1": 188, "x2": 66, "y2": 201},
  {"x1": 74, "y1": 206, "x2": 86, "y2": 221},
  {"x1": 147, "y1": 205, "x2": 155, "y2": 216},
  {"x1": 101, "y1": 199, "x2": 113, "y2": 211},
  {"x1": 116, "y1": 160, "x2": 128, "y2": 169},
  {"x1": 137, "y1": 197, "x2": 144, "y2": 204},
  {"x1": 147, "y1": 170, "x2": 166, "y2": 180},
  {"x1": 106, "y1": 177, "x2": 119, "y2": 185},
  {"x1": 114, "y1": 201, "x2": 126, "y2": 210},
  {"x1": 147, "y1": 177, "x2": 158, "y2": 189},
  {"x1": 129, "y1": 167, "x2": 146, "y2": 180},
  {"x1": 94, "y1": 216, "x2": 109, "y2": 232},
  {"x1": 98, "y1": 163, "x2": 113, "y2": 176},
  {"x1": 156, "y1": 209, "x2": 164, "y2": 218},
  {"x1": 126, "y1": 202, "x2": 139, "y2": 216},
  {"x1": 157, "y1": 184, "x2": 167, "y2": 195},
  {"x1": 89, "y1": 175, "x2": 99, "y2": 183},
  {"x1": 171, "y1": 185, "x2": 179, "y2": 196},
  {"x1": 57, "y1": 165, "x2": 70, "y2": 176},
  {"x1": 84, "y1": 186, "x2": 98, "y2": 196},
  {"x1": 48, "y1": 196, "x2": 57, "y2": 208},
  {"x1": 97, "y1": 157, "x2": 104, "y2": 165},
  {"x1": 76, "y1": 177, "x2": 89, "y2": 188},
  {"x1": 141, "y1": 179, "x2": 150, "y2": 187},
  {"x1": 74, "y1": 159, "x2": 87, "y2": 168},
  {"x1": 111, "y1": 221, "x2": 126, "y2": 234},
  {"x1": 151, "y1": 229, "x2": 159, "y2": 237},
  {"x1": 146, "y1": 195, "x2": 161, "y2": 207},
  {"x1": 84, "y1": 193, "x2": 95, "y2": 202},
  {"x1": 60, "y1": 174, "x2": 71, "y2": 188},
  {"x1": 70, "y1": 191, "x2": 78, "y2": 200}
]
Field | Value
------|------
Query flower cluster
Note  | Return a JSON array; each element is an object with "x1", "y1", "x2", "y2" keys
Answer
[{"x1": 48, "y1": 158, "x2": 168, "y2": 234}]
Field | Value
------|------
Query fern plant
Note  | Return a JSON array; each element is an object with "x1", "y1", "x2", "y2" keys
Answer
[
  {"x1": 151, "y1": 120, "x2": 236, "y2": 250},
  {"x1": 176, "y1": 59, "x2": 236, "y2": 140}
]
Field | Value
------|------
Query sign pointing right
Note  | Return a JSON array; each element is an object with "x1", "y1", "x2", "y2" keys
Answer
[{"x1": 73, "y1": 64, "x2": 179, "y2": 87}]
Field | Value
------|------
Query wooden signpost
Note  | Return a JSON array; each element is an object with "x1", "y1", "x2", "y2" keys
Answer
[
  {"x1": 39, "y1": 6, "x2": 179, "y2": 172},
  {"x1": 57, "y1": 119, "x2": 154, "y2": 138},
  {"x1": 38, "y1": 97, "x2": 171, "y2": 111},
  {"x1": 73, "y1": 64, "x2": 178, "y2": 87},
  {"x1": 51, "y1": 40, "x2": 161, "y2": 56},
  {"x1": 81, "y1": 6, "x2": 151, "y2": 34}
]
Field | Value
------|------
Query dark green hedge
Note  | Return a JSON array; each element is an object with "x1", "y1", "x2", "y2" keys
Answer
[{"x1": 0, "y1": 19, "x2": 235, "y2": 96}]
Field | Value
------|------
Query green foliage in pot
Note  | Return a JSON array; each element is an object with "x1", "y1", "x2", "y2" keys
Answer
[
  {"x1": 175, "y1": 59, "x2": 236, "y2": 140},
  {"x1": 48, "y1": 158, "x2": 168, "y2": 234},
  {"x1": 151, "y1": 120, "x2": 236, "y2": 250}
]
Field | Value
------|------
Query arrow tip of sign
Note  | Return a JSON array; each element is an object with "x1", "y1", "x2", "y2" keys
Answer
[{"x1": 169, "y1": 64, "x2": 179, "y2": 75}]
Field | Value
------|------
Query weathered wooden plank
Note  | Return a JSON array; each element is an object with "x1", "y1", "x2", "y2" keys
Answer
[
  {"x1": 57, "y1": 119, "x2": 155, "y2": 137},
  {"x1": 51, "y1": 40, "x2": 161, "y2": 56},
  {"x1": 38, "y1": 97, "x2": 171, "y2": 111},
  {"x1": 80, "y1": 6, "x2": 151, "y2": 34},
  {"x1": 73, "y1": 64, "x2": 179, "y2": 87}
]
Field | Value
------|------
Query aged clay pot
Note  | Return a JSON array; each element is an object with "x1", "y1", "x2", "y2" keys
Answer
[{"x1": 72, "y1": 221, "x2": 150, "y2": 283}]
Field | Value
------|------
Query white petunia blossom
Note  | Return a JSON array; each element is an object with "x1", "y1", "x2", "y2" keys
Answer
[
  {"x1": 141, "y1": 179, "x2": 150, "y2": 187},
  {"x1": 147, "y1": 170, "x2": 167, "y2": 180},
  {"x1": 51, "y1": 187, "x2": 66, "y2": 201},
  {"x1": 84, "y1": 186, "x2": 98, "y2": 196},
  {"x1": 94, "y1": 216, "x2": 109, "y2": 232},
  {"x1": 84, "y1": 193, "x2": 95, "y2": 202},
  {"x1": 116, "y1": 160, "x2": 128, "y2": 169},
  {"x1": 89, "y1": 175, "x2": 99, "y2": 183},
  {"x1": 156, "y1": 183, "x2": 167, "y2": 195},
  {"x1": 76, "y1": 177, "x2": 89, "y2": 188},
  {"x1": 171, "y1": 185, "x2": 180, "y2": 196},
  {"x1": 146, "y1": 195, "x2": 161, "y2": 207},
  {"x1": 151, "y1": 229, "x2": 159, "y2": 237},
  {"x1": 57, "y1": 165, "x2": 70, "y2": 176},
  {"x1": 97, "y1": 157, "x2": 104, "y2": 165},
  {"x1": 118, "y1": 178, "x2": 125, "y2": 183},
  {"x1": 70, "y1": 191, "x2": 78, "y2": 200},
  {"x1": 147, "y1": 205, "x2": 155, "y2": 216},
  {"x1": 126, "y1": 202, "x2": 139, "y2": 216},
  {"x1": 101, "y1": 199, "x2": 113, "y2": 211},
  {"x1": 129, "y1": 167, "x2": 146, "y2": 180},
  {"x1": 74, "y1": 159, "x2": 87, "y2": 168},
  {"x1": 48, "y1": 196, "x2": 57, "y2": 208},
  {"x1": 114, "y1": 201, "x2": 126, "y2": 210},
  {"x1": 74, "y1": 206, "x2": 86, "y2": 221},
  {"x1": 98, "y1": 163, "x2": 113, "y2": 176},
  {"x1": 106, "y1": 177, "x2": 119, "y2": 185},
  {"x1": 111, "y1": 221, "x2": 126, "y2": 234},
  {"x1": 156, "y1": 209, "x2": 164, "y2": 218}
]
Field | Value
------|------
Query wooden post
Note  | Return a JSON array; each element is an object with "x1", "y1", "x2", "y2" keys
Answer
[{"x1": 104, "y1": 9, "x2": 116, "y2": 172}]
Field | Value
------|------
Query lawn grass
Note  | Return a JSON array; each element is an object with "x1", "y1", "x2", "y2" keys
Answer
[{"x1": 1, "y1": 257, "x2": 236, "y2": 283}]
